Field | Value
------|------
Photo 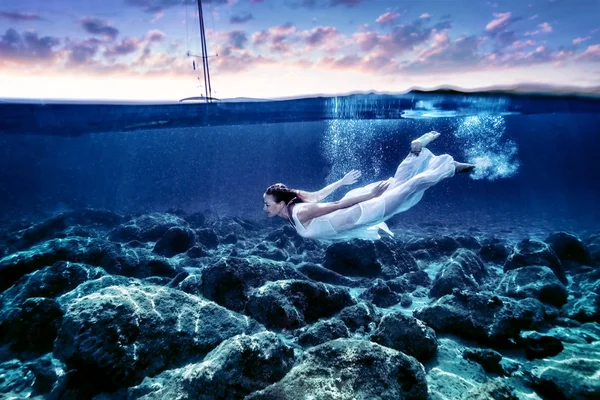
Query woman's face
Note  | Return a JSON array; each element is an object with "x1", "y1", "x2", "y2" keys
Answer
[{"x1": 263, "y1": 194, "x2": 283, "y2": 218}]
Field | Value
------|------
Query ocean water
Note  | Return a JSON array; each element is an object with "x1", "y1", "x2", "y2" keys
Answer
[{"x1": 0, "y1": 92, "x2": 599, "y2": 399}]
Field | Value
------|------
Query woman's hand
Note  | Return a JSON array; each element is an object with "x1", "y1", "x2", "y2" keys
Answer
[
  {"x1": 340, "y1": 170, "x2": 361, "y2": 186},
  {"x1": 369, "y1": 181, "x2": 390, "y2": 198}
]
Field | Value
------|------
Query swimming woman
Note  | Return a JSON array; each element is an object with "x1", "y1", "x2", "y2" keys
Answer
[{"x1": 263, "y1": 131, "x2": 474, "y2": 241}]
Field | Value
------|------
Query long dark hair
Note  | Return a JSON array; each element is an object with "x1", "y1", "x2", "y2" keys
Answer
[{"x1": 264, "y1": 183, "x2": 306, "y2": 205}]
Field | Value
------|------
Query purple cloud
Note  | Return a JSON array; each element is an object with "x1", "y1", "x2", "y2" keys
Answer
[
  {"x1": 285, "y1": 0, "x2": 369, "y2": 9},
  {"x1": 125, "y1": 0, "x2": 227, "y2": 13},
  {"x1": 104, "y1": 38, "x2": 140, "y2": 57},
  {"x1": 485, "y1": 12, "x2": 521, "y2": 34},
  {"x1": 66, "y1": 38, "x2": 101, "y2": 65},
  {"x1": 230, "y1": 13, "x2": 253, "y2": 24},
  {"x1": 81, "y1": 17, "x2": 119, "y2": 40},
  {"x1": 0, "y1": 11, "x2": 43, "y2": 22},
  {"x1": 227, "y1": 30, "x2": 248, "y2": 49},
  {"x1": 305, "y1": 26, "x2": 338, "y2": 46},
  {"x1": 0, "y1": 28, "x2": 60, "y2": 63}
]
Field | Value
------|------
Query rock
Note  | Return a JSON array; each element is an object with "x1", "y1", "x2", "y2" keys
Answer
[
  {"x1": 584, "y1": 233, "x2": 600, "y2": 265},
  {"x1": 9, "y1": 209, "x2": 123, "y2": 250},
  {"x1": 197, "y1": 257, "x2": 307, "y2": 312},
  {"x1": 400, "y1": 294, "x2": 413, "y2": 308},
  {"x1": 196, "y1": 228, "x2": 220, "y2": 248},
  {"x1": 0, "y1": 237, "x2": 182, "y2": 291},
  {"x1": 430, "y1": 249, "x2": 487, "y2": 298},
  {"x1": 359, "y1": 279, "x2": 401, "y2": 307},
  {"x1": 371, "y1": 313, "x2": 437, "y2": 362},
  {"x1": 520, "y1": 334, "x2": 564, "y2": 360},
  {"x1": 324, "y1": 239, "x2": 418, "y2": 279},
  {"x1": 53, "y1": 284, "x2": 262, "y2": 393},
  {"x1": 246, "y1": 339, "x2": 427, "y2": 400},
  {"x1": 338, "y1": 302, "x2": 382, "y2": 333},
  {"x1": 463, "y1": 379, "x2": 519, "y2": 400},
  {"x1": 414, "y1": 290, "x2": 545, "y2": 343},
  {"x1": 504, "y1": 239, "x2": 566, "y2": 284},
  {"x1": 108, "y1": 213, "x2": 188, "y2": 242},
  {"x1": 186, "y1": 245, "x2": 208, "y2": 258},
  {"x1": 545, "y1": 232, "x2": 592, "y2": 268},
  {"x1": 496, "y1": 265, "x2": 568, "y2": 307},
  {"x1": 404, "y1": 236, "x2": 461, "y2": 260},
  {"x1": 0, "y1": 261, "x2": 106, "y2": 308},
  {"x1": 296, "y1": 319, "x2": 350, "y2": 347},
  {"x1": 561, "y1": 274, "x2": 600, "y2": 323},
  {"x1": 296, "y1": 262, "x2": 368, "y2": 287},
  {"x1": 153, "y1": 226, "x2": 196, "y2": 257},
  {"x1": 125, "y1": 332, "x2": 294, "y2": 400},
  {"x1": 462, "y1": 348, "x2": 503, "y2": 374},
  {"x1": 246, "y1": 280, "x2": 355, "y2": 330},
  {"x1": 479, "y1": 237, "x2": 510, "y2": 264},
  {"x1": 1, "y1": 297, "x2": 63, "y2": 354}
]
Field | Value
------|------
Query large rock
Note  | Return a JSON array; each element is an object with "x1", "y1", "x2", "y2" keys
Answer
[
  {"x1": 584, "y1": 233, "x2": 600, "y2": 265},
  {"x1": 0, "y1": 297, "x2": 63, "y2": 354},
  {"x1": 359, "y1": 279, "x2": 401, "y2": 307},
  {"x1": 545, "y1": 232, "x2": 592, "y2": 269},
  {"x1": 124, "y1": 332, "x2": 294, "y2": 400},
  {"x1": 338, "y1": 302, "x2": 382, "y2": 333},
  {"x1": 153, "y1": 226, "x2": 196, "y2": 257},
  {"x1": 9, "y1": 209, "x2": 123, "y2": 250},
  {"x1": 370, "y1": 313, "x2": 438, "y2": 362},
  {"x1": 195, "y1": 256, "x2": 307, "y2": 312},
  {"x1": 430, "y1": 249, "x2": 487, "y2": 298},
  {"x1": 404, "y1": 236, "x2": 461, "y2": 260},
  {"x1": 53, "y1": 284, "x2": 262, "y2": 393},
  {"x1": 0, "y1": 237, "x2": 181, "y2": 291},
  {"x1": 297, "y1": 262, "x2": 368, "y2": 287},
  {"x1": 561, "y1": 273, "x2": 600, "y2": 323},
  {"x1": 324, "y1": 239, "x2": 418, "y2": 279},
  {"x1": 0, "y1": 261, "x2": 106, "y2": 308},
  {"x1": 108, "y1": 213, "x2": 188, "y2": 242},
  {"x1": 246, "y1": 280, "x2": 355, "y2": 330},
  {"x1": 504, "y1": 239, "x2": 566, "y2": 284},
  {"x1": 296, "y1": 319, "x2": 350, "y2": 347},
  {"x1": 246, "y1": 339, "x2": 428, "y2": 400},
  {"x1": 478, "y1": 237, "x2": 510, "y2": 264},
  {"x1": 414, "y1": 290, "x2": 545, "y2": 343},
  {"x1": 497, "y1": 265, "x2": 568, "y2": 307}
]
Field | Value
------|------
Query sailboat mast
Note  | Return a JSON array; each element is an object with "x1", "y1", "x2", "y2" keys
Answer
[{"x1": 196, "y1": 0, "x2": 212, "y2": 102}]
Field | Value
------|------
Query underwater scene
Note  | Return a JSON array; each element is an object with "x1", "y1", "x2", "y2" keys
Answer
[{"x1": 1, "y1": 92, "x2": 600, "y2": 399}]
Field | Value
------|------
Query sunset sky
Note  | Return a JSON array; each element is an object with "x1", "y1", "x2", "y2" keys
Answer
[{"x1": 1, "y1": 0, "x2": 599, "y2": 101}]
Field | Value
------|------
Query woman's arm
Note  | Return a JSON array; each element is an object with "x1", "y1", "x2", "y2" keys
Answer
[
  {"x1": 297, "y1": 181, "x2": 389, "y2": 222},
  {"x1": 300, "y1": 170, "x2": 362, "y2": 202}
]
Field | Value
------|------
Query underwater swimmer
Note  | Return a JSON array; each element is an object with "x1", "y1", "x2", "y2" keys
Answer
[{"x1": 263, "y1": 131, "x2": 474, "y2": 241}]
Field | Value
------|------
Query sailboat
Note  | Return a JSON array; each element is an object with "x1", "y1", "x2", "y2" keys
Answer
[{"x1": 180, "y1": 0, "x2": 218, "y2": 103}]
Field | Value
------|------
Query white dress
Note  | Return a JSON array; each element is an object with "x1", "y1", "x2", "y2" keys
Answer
[{"x1": 291, "y1": 149, "x2": 455, "y2": 241}]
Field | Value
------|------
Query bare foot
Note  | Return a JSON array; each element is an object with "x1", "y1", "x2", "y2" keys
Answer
[
  {"x1": 411, "y1": 131, "x2": 441, "y2": 155},
  {"x1": 453, "y1": 161, "x2": 475, "y2": 174}
]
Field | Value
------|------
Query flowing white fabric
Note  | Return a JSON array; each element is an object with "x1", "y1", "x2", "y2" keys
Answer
[{"x1": 292, "y1": 148, "x2": 455, "y2": 241}]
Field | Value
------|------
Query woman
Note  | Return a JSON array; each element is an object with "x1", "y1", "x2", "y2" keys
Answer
[{"x1": 263, "y1": 131, "x2": 474, "y2": 241}]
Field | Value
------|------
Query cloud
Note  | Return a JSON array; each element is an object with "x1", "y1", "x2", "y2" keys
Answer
[
  {"x1": 524, "y1": 22, "x2": 552, "y2": 36},
  {"x1": 0, "y1": 28, "x2": 61, "y2": 65},
  {"x1": 403, "y1": 34, "x2": 482, "y2": 72},
  {"x1": 65, "y1": 38, "x2": 102, "y2": 66},
  {"x1": 0, "y1": 11, "x2": 44, "y2": 22},
  {"x1": 353, "y1": 31, "x2": 379, "y2": 52},
  {"x1": 285, "y1": 0, "x2": 368, "y2": 9},
  {"x1": 512, "y1": 39, "x2": 536, "y2": 49},
  {"x1": 251, "y1": 23, "x2": 298, "y2": 54},
  {"x1": 573, "y1": 36, "x2": 591, "y2": 45},
  {"x1": 376, "y1": 12, "x2": 400, "y2": 25},
  {"x1": 81, "y1": 17, "x2": 119, "y2": 40},
  {"x1": 150, "y1": 12, "x2": 164, "y2": 23},
  {"x1": 304, "y1": 26, "x2": 340, "y2": 46},
  {"x1": 317, "y1": 54, "x2": 361, "y2": 69},
  {"x1": 104, "y1": 38, "x2": 141, "y2": 57},
  {"x1": 485, "y1": 12, "x2": 519, "y2": 33},
  {"x1": 496, "y1": 31, "x2": 517, "y2": 48},
  {"x1": 227, "y1": 30, "x2": 248, "y2": 49},
  {"x1": 125, "y1": 0, "x2": 227, "y2": 13},
  {"x1": 145, "y1": 30, "x2": 166, "y2": 43},
  {"x1": 230, "y1": 12, "x2": 253, "y2": 24},
  {"x1": 420, "y1": 13, "x2": 432, "y2": 19},
  {"x1": 577, "y1": 44, "x2": 600, "y2": 62}
]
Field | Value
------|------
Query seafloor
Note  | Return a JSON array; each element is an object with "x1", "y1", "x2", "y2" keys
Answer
[{"x1": 0, "y1": 208, "x2": 599, "y2": 399}]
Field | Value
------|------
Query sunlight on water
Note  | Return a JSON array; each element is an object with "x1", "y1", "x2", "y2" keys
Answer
[
  {"x1": 322, "y1": 120, "x2": 384, "y2": 185},
  {"x1": 453, "y1": 116, "x2": 520, "y2": 181}
]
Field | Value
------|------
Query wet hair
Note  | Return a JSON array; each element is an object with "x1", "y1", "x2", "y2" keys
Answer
[{"x1": 265, "y1": 183, "x2": 306, "y2": 205}]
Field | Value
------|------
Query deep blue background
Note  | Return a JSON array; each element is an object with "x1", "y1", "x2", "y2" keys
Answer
[{"x1": 1, "y1": 109, "x2": 599, "y2": 237}]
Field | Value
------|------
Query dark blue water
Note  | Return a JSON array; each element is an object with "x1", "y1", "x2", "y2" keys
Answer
[
  {"x1": 1, "y1": 91, "x2": 599, "y2": 399},
  {"x1": 1, "y1": 92, "x2": 599, "y2": 238}
]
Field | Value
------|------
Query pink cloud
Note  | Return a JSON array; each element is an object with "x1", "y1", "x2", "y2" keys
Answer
[
  {"x1": 485, "y1": 12, "x2": 513, "y2": 32},
  {"x1": 577, "y1": 44, "x2": 600, "y2": 61},
  {"x1": 524, "y1": 22, "x2": 552, "y2": 36},
  {"x1": 376, "y1": 12, "x2": 400, "y2": 25},
  {"x1": 419, "y1": 13, "x2": 432, "y2": 19},
  {"x1": 512, "y1": 40, "x2": 536, "y2": 49},
  {"x1": 353, "y1": 31, "x2": 379, "y2": 52},
  {"x1": 573, "y1": 36, "x2": 591, "y2": 45}
]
